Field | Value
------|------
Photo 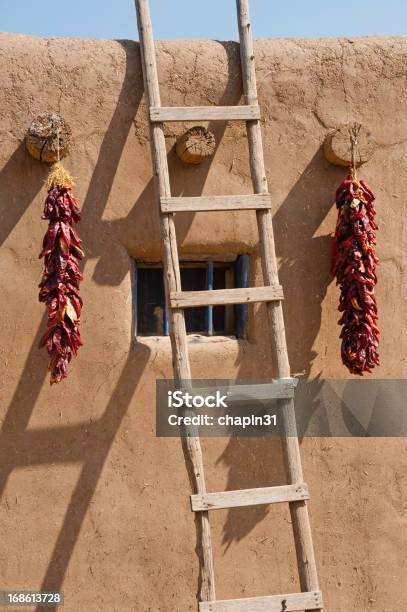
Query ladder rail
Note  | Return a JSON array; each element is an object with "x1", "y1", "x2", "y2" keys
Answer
[
  {"x1": 135, "y1": 0, "x2": 216, "y2": 602},
  {"x1": 236, "y1": 0, "x2": 322, "y2": 605}
]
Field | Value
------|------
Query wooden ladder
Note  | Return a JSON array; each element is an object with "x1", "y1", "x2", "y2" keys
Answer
[{"x1": 135, "y1": 1, "x2": 323, "y2": 610}]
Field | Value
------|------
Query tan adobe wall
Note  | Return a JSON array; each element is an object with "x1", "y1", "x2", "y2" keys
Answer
[{"x1": 0, "y1": 33, "x2": 407, "y2": 611}]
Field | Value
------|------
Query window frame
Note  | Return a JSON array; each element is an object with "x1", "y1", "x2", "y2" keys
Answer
[{"x1": 132, "y1": 255, "x2": 249, "y2": 339}]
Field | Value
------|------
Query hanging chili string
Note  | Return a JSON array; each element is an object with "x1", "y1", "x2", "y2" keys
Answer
[
  {"x1": 331, "y1": 124, "x2": 380, "y2": 374},
  {"x1": 38, "y1": 134, "x2": 84, "y2": 384}
]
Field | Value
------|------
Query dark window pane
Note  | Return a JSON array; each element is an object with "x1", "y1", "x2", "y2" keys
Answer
[
  {"x1": 181, "y1": 267, "x2": 207, "y2": 333},
  {"x1": 136, "y1": 267, "x2": 165, "y2": 335}
]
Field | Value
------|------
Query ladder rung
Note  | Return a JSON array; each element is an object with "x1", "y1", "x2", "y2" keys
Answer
[
  {"x1": 170, "y1": 286, "x2": 283, "y2": 308},
  {"x1": 189, "y1": 380, "x2": 297, "y2": 403},
  {"x1": 199, "y1": 591, "x2": 323, "y2": 612},
  {"x1": 161, "y1": 194, "x2": 272, "y2": 213},
  {"x1": 150, "y1": 105, "x2": 261, "y2": 122},
  {"x1": 191, "y1": 483, "x2": 309, "y2": 512}
]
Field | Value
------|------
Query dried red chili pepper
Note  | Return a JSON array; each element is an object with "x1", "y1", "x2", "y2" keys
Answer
[
  {"x1": 38, "y1": 163, "x2": 84, "y2": 384},
  {"x1": 331, "y1": 166, "x2": 380, "y2": 375}
]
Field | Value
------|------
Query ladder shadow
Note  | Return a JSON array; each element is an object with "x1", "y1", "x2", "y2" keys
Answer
[
  {"x1": 0, "y1": 314, "x2": 50, "y2": 496},
  {"x1": 34, "y1": 345, "x2": 151, "y2": 612},
  {"x1": 167, "y1": 41, "x2": 245, "y2": 236},
  {"x1": 0, "y1": 141, "x2": 49, "y2": 248},
  {"x1": 0, "y1": 341, "x2": 151, "y2": 611},
  {"x1": 219, "y1": 147, "x2": 344, "y2": 549},
  {"x1": 275, "y1": 146, "x2": 344, "y2": 379},
  {"x1": 33, "y1": 39, "x2": 149, "y2": 610},
  {"x1": 92, "y1": 40, "x2": 244, "y2": 287}
]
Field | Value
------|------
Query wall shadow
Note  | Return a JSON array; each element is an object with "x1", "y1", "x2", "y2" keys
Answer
[
  {"x1": 80, "y1": 39, "x2": 144, "y2": 266},
  {"x1": 216, "y1": 437, "x2": 285, "y2": 550},
  {"x1": 0, "y1": 314, "x2": 49, "y2": 496},
  {"x1": 33, "y1": 40, "x2": 150, "y2": 609},
  {"x1": 93, "y1": 40, "x2": 244, "y2": 287},
  {"x1": 274, "y1": 147, "x2": 344, "y2": 377},
  {"x1": 0, "y1": 39, "x2": 153, "y2": 611},
  {"x1": 0, "y1": 141, "x2": 48, "y2": 247},
  {"x1": 35, "y1": 344, "x2": 150, "y2": 611}
]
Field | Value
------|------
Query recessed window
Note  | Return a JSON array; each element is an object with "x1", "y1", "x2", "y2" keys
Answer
[{"x1": 133, "y1": 256, "x2": 249, "y2": 338}]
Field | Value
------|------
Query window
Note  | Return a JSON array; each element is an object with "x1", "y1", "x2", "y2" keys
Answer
[{"x1": 133, "y1": 256, "x2": 249, "y2": 338}]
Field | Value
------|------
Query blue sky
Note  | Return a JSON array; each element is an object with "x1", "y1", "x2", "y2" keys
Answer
[{"x1": 1, "y1": 0, "x2": 406, "y2": 40}]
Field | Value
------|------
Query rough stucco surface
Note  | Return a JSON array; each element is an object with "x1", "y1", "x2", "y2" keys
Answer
[{"x1": 0, "y1": 32, "x2": 407, "y2": 611}]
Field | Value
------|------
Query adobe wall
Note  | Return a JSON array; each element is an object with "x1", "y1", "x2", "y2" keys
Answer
[{"x1": 0, "y1": 33, "x2": 406, "y2": 611}]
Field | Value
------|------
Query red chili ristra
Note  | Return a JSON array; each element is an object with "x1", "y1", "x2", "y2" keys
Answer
[
  {"x1": 331, "y1": 170, "x2": 380, "y2": 374},
  {"x1": 38, "y1": 165, "x2": 84, "y2": 384}
]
